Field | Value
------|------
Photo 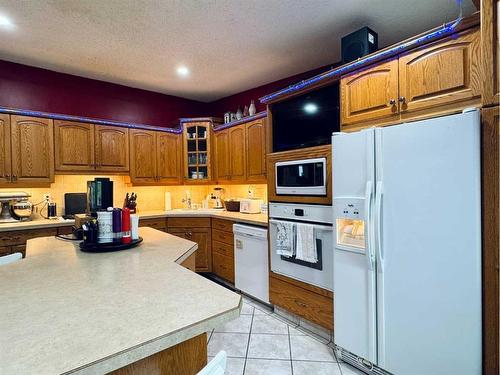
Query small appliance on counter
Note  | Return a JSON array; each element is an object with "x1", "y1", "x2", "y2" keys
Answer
[
  {"x1": 87, "y1": 178, "x2": 113, "y2": 216},
  {"x1": 210, "y1": 187, "x2": 225, "y2": 210},
  {"x1": 0, "y1": 192, "x2": 33, "y2": 222},
  {"x1": 239, "y1": 199, "x2": 263, "y2": 214},
  {"x1": 63, "y1": 193, "x2": 87, "y2": 219},
  {"x1": 224, "y1": 199, "x2": 240, "y2": 212}
]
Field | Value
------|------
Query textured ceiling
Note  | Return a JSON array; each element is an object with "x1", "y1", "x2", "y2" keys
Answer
[{"x1": 0, "y1": 0, "x2": 476, "y2": 102}]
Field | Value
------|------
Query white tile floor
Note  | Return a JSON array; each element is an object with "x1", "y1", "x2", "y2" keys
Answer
[{"x1": 207, "y1": 295, "x2": 366, "y2": 375}]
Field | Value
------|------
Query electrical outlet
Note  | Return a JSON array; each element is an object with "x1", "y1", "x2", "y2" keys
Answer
[{"x1": 43, "y1": 193, "x2": 51, "y2": 201}]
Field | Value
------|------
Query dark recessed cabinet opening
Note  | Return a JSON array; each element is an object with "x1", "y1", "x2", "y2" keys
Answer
[{"x1": 272, "y1": 83, "x2": 340, "y2": 152}]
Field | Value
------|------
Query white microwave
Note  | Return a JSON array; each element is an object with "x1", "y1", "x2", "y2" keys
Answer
[{"x1": 275, "y1": 158, "x2": 327, "y2": 196}]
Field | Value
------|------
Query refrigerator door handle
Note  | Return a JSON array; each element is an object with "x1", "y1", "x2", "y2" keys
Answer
[
  {"x1": 375, "y1": 180, "x2": 384, "y2": 272},
  {"x1": 364, "y1": 181, "x2": 375, "y2": 270}
]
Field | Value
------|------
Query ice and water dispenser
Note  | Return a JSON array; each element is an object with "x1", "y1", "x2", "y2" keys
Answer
[{"x1": 333, "y1": 198, "x2": 367, "y2": 253}]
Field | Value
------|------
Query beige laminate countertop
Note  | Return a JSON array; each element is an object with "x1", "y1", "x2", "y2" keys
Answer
[
  {"x1": 0, "y1": 209, "x2": 268, "y2": 232},
  {"x1": 0, "y1": 227, "x2": 241, "y2": 375}
]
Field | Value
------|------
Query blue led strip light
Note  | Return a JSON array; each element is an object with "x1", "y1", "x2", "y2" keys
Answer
[
  {"x1": 0, "y1": 106, "x2": 183, "y2": 134},
  {"x1": 259, "y1": 21, "x2": 459, "y2": 104}
]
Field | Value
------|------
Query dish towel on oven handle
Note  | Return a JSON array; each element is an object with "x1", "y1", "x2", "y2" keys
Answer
[
  {"x1": 275, "y1": 221, "x2": 295, "y2": 257},
  {"x1": 295, "y1": 223, "x2": 318, "y2": 263}
]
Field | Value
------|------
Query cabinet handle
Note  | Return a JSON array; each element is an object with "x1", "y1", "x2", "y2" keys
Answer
[
  {"x1": 398, "y1": 96, "x2": 406, "y2": 104},
  {"x1": 5, "y1": 174, "x2": 10, "y2": 182},
  {"x1": 389, "y1": 99, "x2": 396, "y2": 106},
  {"x1": 12, "y1": 175, "x2": 17, "y2": 181}
]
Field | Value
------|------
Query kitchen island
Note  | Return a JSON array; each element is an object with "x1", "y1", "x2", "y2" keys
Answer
[{"x1": 0, "y1": 227, "x2": 241, "y2": 375}]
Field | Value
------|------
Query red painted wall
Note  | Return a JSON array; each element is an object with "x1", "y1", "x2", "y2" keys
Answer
[
  {"x1": 0, "y1": 60, "x2": 206, "y2": 128},
  {"x1": 0, "y1": 59, "x2": 339, "y2": 126},
  {"x1": 209, "y1": 62, "x2": 340, "y2": 118}
]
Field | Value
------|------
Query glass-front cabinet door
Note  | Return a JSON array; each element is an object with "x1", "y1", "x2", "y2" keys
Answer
[{"x1": 183, "y1": 121, "x2": 211, "y2": 182}]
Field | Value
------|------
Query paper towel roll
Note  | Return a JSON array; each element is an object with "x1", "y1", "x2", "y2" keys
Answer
[{"x1": 164, "y1": 192, "x2": 172, "y2": 211}]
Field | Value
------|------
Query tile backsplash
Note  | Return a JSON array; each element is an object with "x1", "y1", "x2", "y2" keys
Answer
[{"x1": 0, "y1": 175, "x2": 267, "y2": 219}]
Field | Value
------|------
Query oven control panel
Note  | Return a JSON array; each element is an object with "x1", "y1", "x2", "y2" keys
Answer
[{"x1": 269, "y1": 202, "x2": 333, "y2": 224}]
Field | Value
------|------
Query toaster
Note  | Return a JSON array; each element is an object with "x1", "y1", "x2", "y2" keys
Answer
[{"x1": 239, "y1": 199, "x2": 263, "y2": 214}]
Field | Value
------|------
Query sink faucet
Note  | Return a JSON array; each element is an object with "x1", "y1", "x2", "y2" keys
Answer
[{"x1": 182, "y1": 191, "x2": 192, "y2": 209}]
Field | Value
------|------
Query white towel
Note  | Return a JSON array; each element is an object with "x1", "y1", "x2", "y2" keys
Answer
[
  {"x1": 295, "y1": 223, "x2": 318, "y2": 263},
  {"x1": 275, "y1": 221, "x2": 295, "y2": 257}
]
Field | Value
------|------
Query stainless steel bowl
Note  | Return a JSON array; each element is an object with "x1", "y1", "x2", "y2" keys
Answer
[{"x1": 9, "y1": 200, "x2": 33, "y2": 220}]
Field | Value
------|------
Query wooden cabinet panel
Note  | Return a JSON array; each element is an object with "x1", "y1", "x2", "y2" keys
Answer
[
  {"x1": 54, "y1": 120, "x2": 95, "y2": 172},
  {"x1": 212, "y1": 229, "x2": 233, "y2": 245},
  {"x1": 10, "y1": 116, "x2": 54, "y2": 184},
  {"x1": 214, "y1": 129, "x2": 230, "y2": 182},
  {"x1": 139, "y1": 218, "x2": 167, "y2": 231},
  {"x1": 168, "y1": 217, "x2": 211, "y2": 228},
  {"x1": 0, "y1": 246, "x2": 11, "y2": 256},
  {"x1": 399, "y1": 29, "x2": 481, "y2": 117},
  {"x1": 95, "y1": 125, "x2": 129, "y2": 172},
  {"x1": 481, "y1": 106, "x2": 500, "y2": 375},
  {"x1": 169, "y1": 227, "x2": 212, "y2": 272},
  {"x1": 0, "y1": 114, "x2": 11, "y2": 184},
  {"x1": 0, "y1": 228, "x2": 57, "y2": 248},
  {"x1": 228, "y1": 125, "x2": 246, "y2": 182},
  {"x1": 340, "y1": 59, "x2": 399, "y2": 126},
  {"x1": 212, "y1": 218, "x2": 233, "y2": 232},
  {"x1": 481, "y1": 0, "x2": 499, "y2": 106},
  {"x1": 157, "y1": 132, "x2": 182, "y2": 184},
  {"x1": 270, "y1": 274, "x2": 333, "y2": 330},
  {"x1": 181, "y1": 252, "x2": 196, "y2": 272},
  {"x1": 130, "y1": 129, "x2": 157, "y2": 184},
  {"x1": 212, "y1": 240, "x2": 234, "y2": 258},
  {"x1": 245, "y1": 119, "x2": 266, "y2": 182},
  {"x1": 212, "y1": 251, "x2": 234, "y2": 283}
]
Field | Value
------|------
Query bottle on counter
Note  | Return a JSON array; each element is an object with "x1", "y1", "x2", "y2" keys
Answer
[
  {"x1": 130, "y1": 214, "x2": 139, "y2": 240},
  {"x1": 112, "y1": 208, "x2": 122, "y2": 242},
  {"x1": 122, "y1": 208, "x2": 131, "y2": 244}
]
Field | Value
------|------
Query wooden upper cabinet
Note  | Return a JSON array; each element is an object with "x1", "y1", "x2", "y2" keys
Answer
[
  {"x1": 95, "y1": 125, "x2": 129, "y2": 172},
  {"x1": 481, "y1": 0, "x2": 499, "y2": 106},
  {"x1": 398, "y1": 28, "x2": 481, "y2": 117},
  {"x1": 245, "y1": 119, "x2": 266, "y2": 182},
  {"x1": 54, "y1": 121, "x2": 95, "y2": 171},
  {"x1": 340, "y1": 59, "x2": 399, "y2": 126},
  {"x1": 228, "y1": 125, "x2": 246, "y2": 182},
  {"x1": 10, "y1": 116, "x2": 54, "y2": 184},
  {"x1": 0, "y1": 114, "x2": 12, "y2": 184},
  {"x1": 157, "y1": 132, "x2": 182, "y2": 184},
  {"x1": 129, "y1": 129, "x2": 157, "y2": 183},
  {"x1": 214, "y1": 129, "x2": 230, "y2": 182}
]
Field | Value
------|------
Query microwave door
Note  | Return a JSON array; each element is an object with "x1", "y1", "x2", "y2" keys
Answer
[{"x1": 275, "y1": 158, "x2": 326, "y2": 195}]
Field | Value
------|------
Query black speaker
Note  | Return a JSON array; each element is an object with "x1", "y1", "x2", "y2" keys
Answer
[{"x1": 341, "y1": 27, "x2": 378, "y2": 64}]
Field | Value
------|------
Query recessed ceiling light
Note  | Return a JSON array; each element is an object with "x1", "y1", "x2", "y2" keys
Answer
[
  {"x1": 176, "y1": 66, "x2": 190, "y2": 78},
  {"x1": 0, "y1": 13, "x2": 15, "y2": 31}
]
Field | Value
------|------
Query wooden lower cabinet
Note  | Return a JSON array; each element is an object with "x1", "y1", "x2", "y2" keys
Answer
[
  {"x1": 0, "y1": 227, "x2": 59, "y2": 257},
  {"x1": 180, "y1": 252, "x2": 196, "y2": 272},
  {"x1": 109, "y1": 333, "x2": 207, "y2": 375},
  {"x1": 167, "y1": 218, "x2": 212, "y2": 273},
  {"x1": 138, "y1": 217, "x2": 167, "y2": 232},
  {"x1": 269, "y1": 272, "x2": 333, "y2": 331},
  {"x1": 211, "y1": 219, "x2": 235, "y2": 283}
]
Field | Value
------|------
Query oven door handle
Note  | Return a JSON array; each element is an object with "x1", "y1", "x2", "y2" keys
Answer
[{"x1": 269, "y1": 219, "x2": 333, "y2": 231}]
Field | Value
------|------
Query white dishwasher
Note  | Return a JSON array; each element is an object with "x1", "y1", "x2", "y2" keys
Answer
[{"x1": 233, "y1": 224, "x2": 269, "y2": 304}]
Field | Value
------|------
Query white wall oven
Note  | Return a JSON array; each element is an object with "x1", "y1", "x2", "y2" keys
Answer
[
  {"x1": 275, "y1": 158, "x2": 327, "y2": 196},
  {"x1": 269, "y1": 202, "x2": 333, "y2": 291}
]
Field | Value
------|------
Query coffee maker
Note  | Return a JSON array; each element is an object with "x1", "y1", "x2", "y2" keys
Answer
[
  {"x1": 87, "y1": 178, "x2": 113, "y2": 216},
  {"x1": 0, "y1": 192, "x2": 33, "y2": 222}
]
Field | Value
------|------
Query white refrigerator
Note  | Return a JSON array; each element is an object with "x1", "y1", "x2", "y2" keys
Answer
[{"x1": 332, "y1": 110, "x2": 482, "y2": 375}]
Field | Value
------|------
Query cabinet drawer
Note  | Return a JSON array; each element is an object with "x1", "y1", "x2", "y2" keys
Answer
[
  {"x1": 212, "y1": 240, "x2": 234, "y2": 258},
  {"x1": 269, "y1": 275, "x2": 333, "y2": 330},
  {"x1": 168, "y1": 217, "x2": 211, "y2": 228},
  {"x1": 0, "y1": 228, "x2": 57, "y2": 247},
  {"x1": 57, "y1": 226, "x2": 73, "y2": 235},
  {"x1": 0, "y1": 246, "x2": 11, "y2": 256},
  {"x1": 212, "y1": 229, "x2": 233, "y2": 245},
  {"x1": 139, "y1": 218, "x2": 167, "y2": 231},
  {"x1": 212, "y1": 218, "x2": 234, "y2": 232},
  {"x1": 212, "y1": 251, "x2": 234, "y2": 283}
]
